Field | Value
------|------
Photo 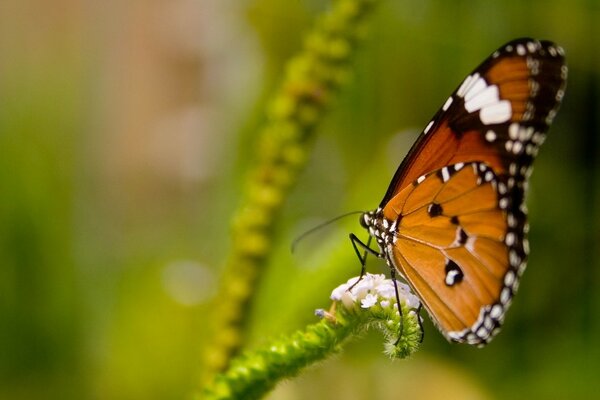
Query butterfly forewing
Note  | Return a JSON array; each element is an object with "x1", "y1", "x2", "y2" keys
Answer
[
  {"x1": 380, "y1": 38, "x2": 567, "y2": 206},
  {"x1": 361, "y1": 38, "x2": 567, "y2": 345}
]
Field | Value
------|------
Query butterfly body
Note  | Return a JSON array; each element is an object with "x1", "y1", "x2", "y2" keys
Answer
[{"x1": 357, "y1": 38, "x2": 567, "y2": 345}]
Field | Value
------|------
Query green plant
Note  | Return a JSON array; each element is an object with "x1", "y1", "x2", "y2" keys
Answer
[
  {"x1": 201, "y1": 0, "x2": 381, "y2": 382},
  {"x1": 201, "y1": 273, "x2": 422, "y2": 400}
]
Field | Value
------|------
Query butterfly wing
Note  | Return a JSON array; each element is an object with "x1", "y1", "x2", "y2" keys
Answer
[
  {"x1": 385, "y1": 162, "x2": 518, "y2": 344},
  {"x1": 378, "y1": 38, "x2": 566, "y2": 345},
  {"x1": 380, "y1": 38, "x2": 567, "y2": 214}
]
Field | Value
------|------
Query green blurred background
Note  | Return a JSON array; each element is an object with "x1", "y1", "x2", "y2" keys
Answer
[{"x1": 1, "y1": 1, "x2": 598, "y2": 399}]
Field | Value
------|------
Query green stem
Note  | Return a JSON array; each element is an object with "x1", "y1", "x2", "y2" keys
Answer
[
  {"x1": 201, "y1": 284, "x2": 421, "y2": 400},
  {"x1": 202, "y1": 0, "x2": 380, "y2": 384}
]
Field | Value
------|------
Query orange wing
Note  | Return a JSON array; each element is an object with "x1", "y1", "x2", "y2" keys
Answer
[
  {"x1": 380, "y1": 38, "x2": 567, "y2": 208},
  {"x1": 384, "y1": 162, "x2": 517, "y2": 344}
]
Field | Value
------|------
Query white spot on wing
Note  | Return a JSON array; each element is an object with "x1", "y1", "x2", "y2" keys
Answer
[
  {"x1": 509, "y1": 123, "x2": 519, "y2": 140},
  {"x1": 480, "y1": 100, "x2": 512, "y2": 124},
  {"x1": 520, "y1": 126, "x2": 534, "y2": 141},
  {"x1": 464, "y1": 77, "x2": 488, "y2": 101},
  {"x1": 445, "y1": 270, "x2": 460, "y2": 286},
  {"x1": 512, "y1": 141, "x2": 523, "y2": 154},
  {"x1": 498, "y1": 182, "x2": 507, "y2": 194},
  {"x1": 485, "y1": 130, "x2": 496, "y2": 142},
  {"x1": 424, "y1": 120, "x2": 434, "y2": 134},
  {"x1": 441, "y1": 167, "x2": 450, "y2": 182},
  {"x1": 477, "y1": 326, "x2": 489, "y2": 338},
  {"x1": 500, "y1": 287, "x2": 511, "y2": 304},
  {"x1": 509, "y1": 249, "x2": 520, "y2": 266},
  {"x1": 465, "y1": 237, "x2": 476, "y2": 252},
  {"x1": 458, "y1": 74, "x2": 512, "y2": 126},
  {"x1": 464, "y1": 84, "x2": 500, "y2": 113},
  {"x1": 490, "y1": 304, "x2": 503, "y2": 318},
  {"x1": 504, "y1": 270, "x2": 516, "y2": 286},
  {"x1": 505, "y1": 232, "x2": 516, "y2": 246},
  {"x1": 442, "y1": 96, "x2": 453, "y2": 111},
  {"x1": 525, "y1": 144, "x2": 535, "y2": 155},
  {"x1": 532, "y1": 132, "x2": 545, "y2": 145},
  {"x1": 457, "y1": 73, "x2": 478, "y2": 97}
]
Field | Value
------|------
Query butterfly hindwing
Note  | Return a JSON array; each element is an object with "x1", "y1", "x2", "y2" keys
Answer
[{"x1": 384, "y1": 162, "x2": 519, "y2": 344}]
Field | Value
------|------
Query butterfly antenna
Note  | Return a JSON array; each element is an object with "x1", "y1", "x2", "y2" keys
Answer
[{"x1": 291, "y1": 211, "x2": 365, "y2": 253}]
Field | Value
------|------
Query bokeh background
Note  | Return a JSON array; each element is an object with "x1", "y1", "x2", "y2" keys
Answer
[{"x1": 1, "y1": 1, "x2": 598, "y2": 399}]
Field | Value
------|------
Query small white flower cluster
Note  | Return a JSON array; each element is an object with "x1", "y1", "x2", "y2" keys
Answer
[{"x1": 330, "y1": 273, "x2": 420, "y2": 311}]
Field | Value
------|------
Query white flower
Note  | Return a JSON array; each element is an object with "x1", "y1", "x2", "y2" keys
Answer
[
  {"x1": 361, "y1": 293, "x2": 378, "y2": 308},
  {"x1": 375, "y1": 281, "x2": 396, "y2": 299},
  {"x1": 330, "y1": 273, "x2": 420, "y2": 311},
  {"x1": 330, "y1": 283, "x2": 349, "y2": 301}
]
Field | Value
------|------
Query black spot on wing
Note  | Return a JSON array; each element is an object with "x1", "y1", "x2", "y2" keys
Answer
[{"x1": 428, "y1": 203, "x2": 443, "y2": 217}]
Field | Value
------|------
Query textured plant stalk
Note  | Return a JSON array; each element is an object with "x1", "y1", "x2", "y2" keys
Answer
[
  {"x1": 201, "y1": 274, "x2": 422, "y2": 400},
  {"x1": 201, "y1": 0, "x2": 380, "y2": 385}
]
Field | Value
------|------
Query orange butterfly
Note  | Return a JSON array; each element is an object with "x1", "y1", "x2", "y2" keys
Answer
[{"x1": 351, "y1": 38, "x2": 567, "y2": 345}]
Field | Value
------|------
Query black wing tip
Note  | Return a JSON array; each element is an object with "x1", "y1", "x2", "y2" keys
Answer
[
  {"x1": 493, "y1": 37, "x2": 566, "y2": 60},
  {"x1": 503, "y1": 37, "x2": 559, "y2": 47}
]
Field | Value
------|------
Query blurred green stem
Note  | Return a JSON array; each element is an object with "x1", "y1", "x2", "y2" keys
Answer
[{"x1": 201, "y1": 0, "x2": 380, "y2": 385}]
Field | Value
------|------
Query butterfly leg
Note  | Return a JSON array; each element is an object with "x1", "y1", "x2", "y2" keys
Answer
[
  {"x1": 416, "y1": 303, "x2": 425, "y2": 343},
  {"x1": 390, "y1": 268, "x2": 426, "y2": 344},
  {"x1": 350, "y1": 234, "x2": 421, "y2": 344},
  {"x1": 348, "y1": 233, "x2": 379, "y2": 290},
  {"x1": 389, "y1": 267, "x2": 405, "y2": 344}
]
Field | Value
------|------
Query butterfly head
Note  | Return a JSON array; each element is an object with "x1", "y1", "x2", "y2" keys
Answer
[
  {"x1": 359, "y1": 210, "x2": 374, "y2": 230},
  {"x1": 360, "y1": 208, "x2": 397, "y2": 252}
]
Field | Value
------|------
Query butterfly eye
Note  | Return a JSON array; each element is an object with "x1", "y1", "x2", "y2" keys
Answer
[{"x1": 359, "y1": 212, "x2": 371, "y2": 229}]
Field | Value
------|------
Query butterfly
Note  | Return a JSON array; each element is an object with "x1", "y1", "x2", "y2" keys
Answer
[{"x1": 351, "y1": 38, "x2": 567, "y2": 345}]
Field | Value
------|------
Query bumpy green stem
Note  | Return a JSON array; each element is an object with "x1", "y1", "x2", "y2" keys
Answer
[
  {"x1": 201, "y1": 274, "x2": 422, "y2": 400},
  {"x1": 202, "y1": 0, "x2": 380, "y2": 384}
]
